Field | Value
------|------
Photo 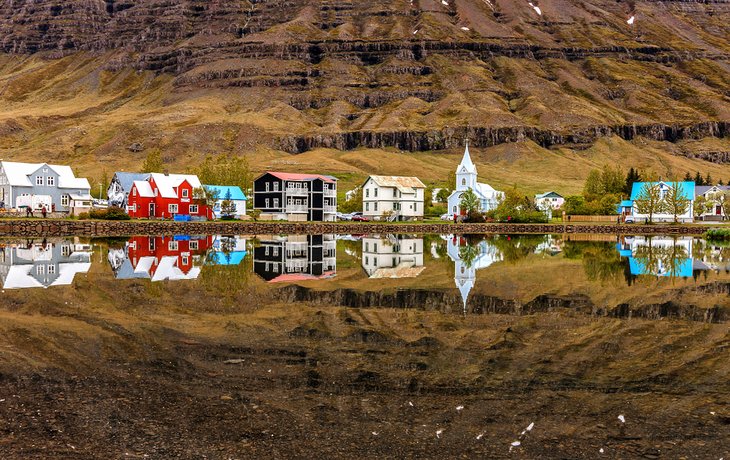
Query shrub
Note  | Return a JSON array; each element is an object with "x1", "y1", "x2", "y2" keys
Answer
[
  {"x1": 77, "y1": 212, "x2": 90, "y2": 220},
  {"x1": 89, "y1": 206, "x2": 131, "y2": 220},
  {"x1": 705, "y1": 228, "x2": 730, "y2": 241},
  {"x1": 427, "y1": 205, "x2": 446, "y2": 217}
]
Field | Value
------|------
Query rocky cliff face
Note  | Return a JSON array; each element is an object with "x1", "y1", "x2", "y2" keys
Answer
[{"x1": 0, "y1": 0, "x2": 728, "y2": 176}]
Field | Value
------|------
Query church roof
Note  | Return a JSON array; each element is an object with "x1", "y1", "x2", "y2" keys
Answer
[{"x1": 457, "y1": 142, "x2": 477, "y2": 174}]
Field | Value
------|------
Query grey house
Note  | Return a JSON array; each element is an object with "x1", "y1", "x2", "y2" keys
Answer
[
  {"x1": 0, "y1": 161, "x2": 92, "y2": 213},
  {"x1": 107, "y1": 172, "x2": 151, "y2": 208},
  {"x1": 0, "y1": 239, "x2": 92, "y2": 289}
]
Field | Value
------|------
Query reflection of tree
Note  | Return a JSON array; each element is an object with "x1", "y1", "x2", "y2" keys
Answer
[
  {"x1": 458, "y1": 241, "x2": 480, "y2": 269},
  {"x1": 580, "y1": 242, "x2": 626, "y2": 282},
  {"x1": 632, "y1": 237, "x2": 690, "y2": 278},
  {"x1": 489, "y1": 234, "x2": 547, "y2": 262}
]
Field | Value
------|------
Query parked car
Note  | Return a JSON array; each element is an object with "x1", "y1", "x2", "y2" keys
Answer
[
  {"x1": 440, "y1": 213, "x2": 453, "y2": 221},
  {"x1": 624, "y1": 216, "x2": 635, "y2": 224},
  {"x1": 352, "y1": 213, "x2": 369, "y2": 222},
  {"x1": 337, "y1": 212, "x2": 353, "y2": 221},
  {"x1": 92, "y1": 199, "x2": 109, "y2": 208}
]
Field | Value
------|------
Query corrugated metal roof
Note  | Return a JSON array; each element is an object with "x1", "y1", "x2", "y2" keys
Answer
[
  {"x1": 113, "y1": 172, "x2": 151, "y2": 192},
  {"x1": 265, "y1": 171, "x2": 337, "y2": 183},
  {"x1": 367, "y1": 175, "x2": 426, "y2": 193},
  {"x1": 204, "y1": 185, "x2": 247, "y2": 200},
  {"x1": 132, "y1": 180, "x2": 155, "y2": 198},
  {"x1": 1, "y1": 161, "x2": 90, "y2": 189},
  {"x1": 149, "y1": 173, "x2": 202, "y2": 199},
  {"x1": 630, "y1": 181, "x2": 695, "y2": 201}
]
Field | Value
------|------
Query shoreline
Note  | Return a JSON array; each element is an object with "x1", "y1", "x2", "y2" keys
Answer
[{"x1": 0, "y1": 219, "x2": 713, "y2": 237}]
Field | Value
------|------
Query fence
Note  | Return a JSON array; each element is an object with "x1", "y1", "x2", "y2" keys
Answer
[{"x1": 564, "y1": 215, "x2": 620, "y2": 223}]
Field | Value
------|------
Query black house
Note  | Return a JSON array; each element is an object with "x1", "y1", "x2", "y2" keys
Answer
[
  {"x1": 253, "y1": 234, "x2": 337, "y2": 282},
  {"x1": 253, "y1": 171, "x2": 337, "y2": 221}
]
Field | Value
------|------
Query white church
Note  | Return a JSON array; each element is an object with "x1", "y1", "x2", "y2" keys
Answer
[{"x1": 447, "y1": 142, "x2": 503, "y2": 217}]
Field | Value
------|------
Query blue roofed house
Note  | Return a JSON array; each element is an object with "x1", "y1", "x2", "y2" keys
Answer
[
  {"x1": 626, "y1": 181, "x2": 695, "y2": 223},
  {"x1": 204, "y1": 185, "x2": 247, "y2": 219}
]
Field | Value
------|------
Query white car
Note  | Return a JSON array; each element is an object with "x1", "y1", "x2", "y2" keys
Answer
[{"x1": 440, "y1": 213, "x2": 453, "y2": 221}]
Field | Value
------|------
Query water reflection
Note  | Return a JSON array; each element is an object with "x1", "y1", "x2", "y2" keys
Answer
[
  {"x1": 108, "y1": 235, "x2": 212, "y2": 281},
  {"x1": 617, "y1": 236, "x2": 693, "y2": 278},
  {"x1": 0, "y1": 238, "x2": 92, "y2": 289},
  {"x1": 361, "y1": 235, "x2": 424, "y2": 278},
  {"x1": 446, "y1": 235, "x2": 502, "y2": 311},
  {"x1": 253, "y1": 234, "x2": 336, "y2": 282}
]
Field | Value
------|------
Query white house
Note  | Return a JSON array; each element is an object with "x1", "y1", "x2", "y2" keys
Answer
[
  {"x1": 204, "y1": 185, "x2": 247, "y2": 219},
  {"x1": 694, "y1": 185, "x2": 730, "y2": 221},
  {"x1": 0, "y1": 161, "x2": 92, "y2": 214},
  {"x1": 362, "y1": 175, "x2": 426, "y2": 221},
  {"x1": 447, "y1": 143, "x2": 503, "y2": 217},
  {"x1": 361, "y1": 235, "x2": 425, "y2": 278},
  {"x1": 535, "y1": 191, "x2": 564, "y2": 210},
  {"x1": 628, "y1": 181, "x2": 695, "y2": 223}
]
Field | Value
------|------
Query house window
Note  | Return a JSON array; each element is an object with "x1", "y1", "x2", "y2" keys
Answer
[
  {"x1": 374, "y1": 188, "x2": 378, "y2": 197},
  {"x1": 265, "y1": 183, "x2": 270, "y2": 192},
  {"x1": 37, "y1": 265, "x2": 45, "y2": 275},
  {"x1": 374, "y1": 202, "x2": 378, "y2": 211},
  {"x1": 190, "y1": 241, "x2": 199, "y2": 250},
  {"x1": 365, "y1": 242, "x2": 369, "y2": 251},
  {"x1": 374, "y1": 243, "x2": 378, "y2": 252},
  {"x1": 169, "y1": 204, "x2": 178, "y2": 214},
  {"x1": 62, "y1": 245, "x2": 71, "y2": 257},
  {"x1": 365, "y1": 202, "x2": 369, "y2": 211},
  {"x1": 36, "y1": 176, "x2": 43, "y2": 186},
  {"x1": 274, "y1": 182, "x2": 279, "y2": 191},
  {"x1": 273, "y1": 247, "x2": 279, "y2": 256},
  {"x1": 61, "y1": 195, "x2": 70, "y2": 207},
  {"x1": 182, "y1": 189, "x2": 189, "y2": 198},
  {"x1": 366, "y1": 189, "x2": 369, "y2": 198},
  {"x1": 132, "y1": 188, "x2": 137, "y2": 196},
  {"x1": 149, "y1": 239, "x2": 156, "y2": 251},
  {"x1": 182, "y1": 256, "x2": 189, "y2": 266},
  {"x1": 48, "y1": 264, "x2": 55, "y2": 274},
  {"x1": 365, "y1": 256, "x2": 369, "y2": 265},
  {"x1": 265, "y1": 246, "x2": 270, "y2": 256},
  {"x1": 190, "y1": 205, "x2": 198, "y2": 214},
  {"x1": 274, "y1": 198, "x2": 279, "y2": 208},
  {"x1": 47, "y1": 176, "x2": 55, "y2": 186},
  {"x1": 169, "y1": 240, "x2": 178, "y2": 251},
  {"x1": 462, "y1": 178, "x2": 466, "y2": 186},
  {"x1": 265, "y1": 198, "x2": 270, "y2": 208}
]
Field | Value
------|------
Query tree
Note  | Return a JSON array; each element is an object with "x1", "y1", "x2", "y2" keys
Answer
[
  {"x1": 142, "y1": 148, "x2": 163, "y2": 173},
  {"x1": 683, "y1": 171, "x2": 693, "y2": 182},
  {"x1": 694, "y1": 171, "x2": 704, "y2": 186},
  {"x1": 193, "y1": 186, "x2": 220, "y2": 210},
  {"x1": 664, "y1": 181, "x2": 690, "y2": 223},
  {"x1": 220, "y1": 189, "x2": 237, "y2": 219},
  {"x1": 634, "y1": 182, "x2": 663, "y2": 223},
  {"x1": 248, "y1": 208, "x2": 261, "y2": 221},
  {"x1": 626, "y1": 167, "x2": 642, "y2": 196},
  {"x1": 193, "y1": 155, "x2": 251, "y2": 191},
  {"x1": 722, "y1": 191, "x2": 730, "y2": 220},
  {"x1": 583, "y1": 169, "x2": 603, "y2": 200},
  {"x1": 436, "y1": 188, "x2": 451, "y2": 203},
  {"x1": 459, "y1": 188, "x2": 480, "y2": 216},
  {"x1": 705, "y1": 172, "x2": 713, "y2": 186},
  {"x1": 694, "y1": 195, "x2": 708, "y2": 219},
  {"x1": 339, "y1": 187, "x2": 362, "y2": 213}
]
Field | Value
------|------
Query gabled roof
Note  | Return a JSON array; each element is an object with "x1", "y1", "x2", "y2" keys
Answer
[
  {"x1": 0, "y1": 161, "x2": 90, "y2": 189},
  {"x1": 630, "y1": 181, "x2": 695, "y2": 201},
  {"x1": 149, "y1": 173, "x2": 202, "y2": 199},
  {"x1": 204, "y1": 185, "x2": 247, "y2": 201},
  {"x1": 132, "y1": 180, "x2": 155, "y2": 198},
  {"x1": 535, "y1": 191, "x2": 563, "y2": 199},
  {"x1": 695, "y1": 185, "x2": 730, "y2": 197},
  {"x1": 263, "y1": 171, "x2": 337, "y2": 183},
  {"x1": 366, "y1": 175, "x2": 426, "y2": 193},
  {"x1": 112, "y1": 172, "x2": 151, "y2": 192}
]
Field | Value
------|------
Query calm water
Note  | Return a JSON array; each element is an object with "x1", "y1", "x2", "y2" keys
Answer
[{"x1": 1, "y1": 233, "x2": 728, "y2": 318}]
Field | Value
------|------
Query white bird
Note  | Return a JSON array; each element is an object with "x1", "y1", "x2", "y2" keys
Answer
[
  {"x1": 627, "y1": 16, "x2": 635, "y2": 25},
  {"x1": 372, "y1": 431, "x2": 379, "y2": 436},
  {"x1": 408, "y1": 401, "x2": 414, "y2": 407},
  {"x1": 600, "y1": 448, "x2": 605, "y2": 453},
  {"x1": 456, "y1": 405, "x2": 464, "y2": 411},
  {"x1": 436, "y1": 429, "x2": 444, "y2": 438},
  {"x1": 618, "y1": 415, "x2": 626, "y2": 423},
  {"x1": 442, "y1": 0, "x2": 449, "y2": 4},
  {"x1": 521, "y1": 422, "x2": 535, "y2": 435},
  {"x1": 476, "y1": 433, "x2": 484, "y2": 440},
  {"x1": 461, "y1": 27, "x2": 470, "y2": 31}
]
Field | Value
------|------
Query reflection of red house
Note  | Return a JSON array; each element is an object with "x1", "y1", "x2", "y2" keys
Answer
[
  {"x1": 127, "y1": 173, "x2": 213, "y2": 220},
  {"x1": 126, "y1": 235, "x2": 212, "y2": 281}
]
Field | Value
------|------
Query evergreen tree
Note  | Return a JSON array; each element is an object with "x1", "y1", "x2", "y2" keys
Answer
[
  {"x1": 719, "y1": 179, "x2": 724, "y2": 186},
  {"x1": 694, "y1": 171, "x2": 704, "y2": 186},
  {"x1": 683, "y1": 171, "x2": 692, "y2": 182},
  {"x1": 705, "y1": 172, "x2": 713, "y2": 186},
  {"x1": 625, "y1": 167, "x2": 641, "y2": 196}
]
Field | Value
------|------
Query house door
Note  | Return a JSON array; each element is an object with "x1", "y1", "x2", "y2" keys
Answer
[
  {"x1": 717, "y1": 205, "x2": 722, "y2": 215},
  {"x1": 149, "y1": 202, "x2": 155, "y2": 217}
]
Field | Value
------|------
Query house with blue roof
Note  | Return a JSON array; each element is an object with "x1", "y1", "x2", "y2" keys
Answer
[
  {"x1": 617, "y1": 236, "x2": 694, "y2": 278},
  {"x1": 622, "y1": 181, "x2": 695, "y2": 223},
  {"x1": 204, "y1": 185, "x2": 247, "y2": 219}
]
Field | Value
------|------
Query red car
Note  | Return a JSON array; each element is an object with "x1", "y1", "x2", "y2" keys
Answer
[{"x1": 352, "y1": 214, "x2": 370, "y2": 222}]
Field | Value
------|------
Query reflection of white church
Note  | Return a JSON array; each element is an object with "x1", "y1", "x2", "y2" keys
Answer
[
  {"x1": 446, "y1": 235, "x2": 503, "y2": 311},
  {"x1": 362, "y1": 235, "x2": 424, "y2": 278},
  {"x1": 447, "y1": 142, "x2": 503, "y2": 216}
]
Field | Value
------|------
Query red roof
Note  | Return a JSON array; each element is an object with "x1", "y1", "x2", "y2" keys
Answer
[
  {"x1": 266, "y1": 171, "x2": 337, "y2": 183},
  {"x1": 268, "y1": 271, "x2": 336, "y2": 283}
]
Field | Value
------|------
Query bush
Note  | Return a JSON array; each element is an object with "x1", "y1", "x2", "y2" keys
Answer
[
  {"x1": 77, "y1": 212, "x2": 90, "y2": 220},
  {"x1": 426, "y1": 205, "x2": 446, "y2": 217},
  {"x1": 89, "y1": 206, "x2": 131, "y2": 220},
  {"x1": 705, "y1": 228, "x2": 730, "y2": 241}
]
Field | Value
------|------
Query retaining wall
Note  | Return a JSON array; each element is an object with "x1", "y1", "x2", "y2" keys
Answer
[{"x1": 0, "y1": 219, "x2": 712, "y2": 237}]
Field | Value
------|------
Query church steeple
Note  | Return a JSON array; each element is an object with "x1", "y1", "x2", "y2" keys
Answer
[{"x1": 456, "y1": 139, "x2": 477, "y2": 191}]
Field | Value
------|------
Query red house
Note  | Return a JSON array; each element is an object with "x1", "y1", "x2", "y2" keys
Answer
[
  {"x1": 127, "y1": 173, "x2": 213, "y2": 220},
  {"x1": 124, "y1": 235, "x2": 213, "y2": 281}
]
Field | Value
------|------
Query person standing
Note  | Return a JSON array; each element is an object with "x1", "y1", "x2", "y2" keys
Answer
[{"x1": 41, "y1": 206, "x2": 47, "y2": 218}]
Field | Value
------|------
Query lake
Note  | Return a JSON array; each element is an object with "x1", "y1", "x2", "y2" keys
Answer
[{"x1": 0, "y1": 233, "x2": 728, "y2": 458}]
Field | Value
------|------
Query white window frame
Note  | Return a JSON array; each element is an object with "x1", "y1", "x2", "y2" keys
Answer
[
  {"x1": 47, "y1": 176, "x2": 55, "y2": 186},
  {"x1": 169, "y1": 204, "x2": 178, "y2": 214},
  {"x1": 181, "y1": 255, "x2": 189, "y2": 266},
  {"x1": 274, "y1": 198, "x2": 279, "y2": 208},
  {"x1": 265, "y1": 198, "x2": 270, "y2": 208},
  {"x1": 265, "y1": 183, "x2": 270, "y2": 192},
  {"x1": 189, "y1": 205, "x2": 198, "y2": 214},
  {"x1": 48, "y1": 264, "x2": 56, "y2": 274},
  {"x1": 37, "y1": 265, "x2": 45, "y2": 275},
  {"x1": 189, "y1": 241, "x2": 199, "y2": 250},
  {"x1": 61, "y1": 194, "x2": 70, "y2": 207},
  {"x1": 169, "y1": 240, "x2": 178, "y2": 251},
  {"x1": 181, "y1": 189, "x2": 189, "y2": 198},
  {"x1": 36, "y1": 176, "x2": 43, "y2": 186},
  {"x1": 274, "y1": 182, "x2": 279, "y2": 191}
]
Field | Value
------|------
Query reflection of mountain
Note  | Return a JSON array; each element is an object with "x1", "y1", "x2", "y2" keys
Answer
[
  {"x1": 108, "y1": 235, "x2": 212, "y2": 282},
  {"x1": 446, "y1": 235, "x2": 503, "y2": 311},
  {"x1": 617, "y1": 236, "x2": 693, "y2": 278},
  {"x1": 253, "y1": 234, "x2": 336, "y2": 283},
  {"x1": 0, "y1": 239, "x2": 91, "y2": 289},
  {"x1": 361, "y1": 235, "x2": 424, "y2": 279}
]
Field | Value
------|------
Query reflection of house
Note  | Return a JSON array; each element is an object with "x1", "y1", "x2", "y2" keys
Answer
[
  {"x1": 617, "y1": 236, "x2": 694, "y2": 277},
  {"x1": 694, "y1": 185, "x2": 730, "y2": 221},
  {"x1": 253, "y1": 234, "x2": 336, "y2": 282},
  {"x1": 209, "y1": 235, "x2": 247, "y2": 265},
  {"x1": 362, "y1": 175, "x2": 426, "y2": 221},
  {"x1": 109, "y1": 235, "x2": 212, "y2": 281},
  {"x1": 447, "y1": 143, "x2": 503, "y2": 216},
  {"x1": 0, "y1": 239, "x2": 92, "y2": 289},
  {"x1": 107, "y1": 172, "x2": 150, "y2": 208},
  {"x1": 361, "y1": 235, "x2": 424, "y2": 278},
  {"x1": 0, "y1": 161, "x2": 92, "y2": 214},
  {"x1": 446, "y1": 235, "x2": 503, "y2": 310},
  {"x1": 253, "y1": 172, "x2": 337, "y2": 222}
]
